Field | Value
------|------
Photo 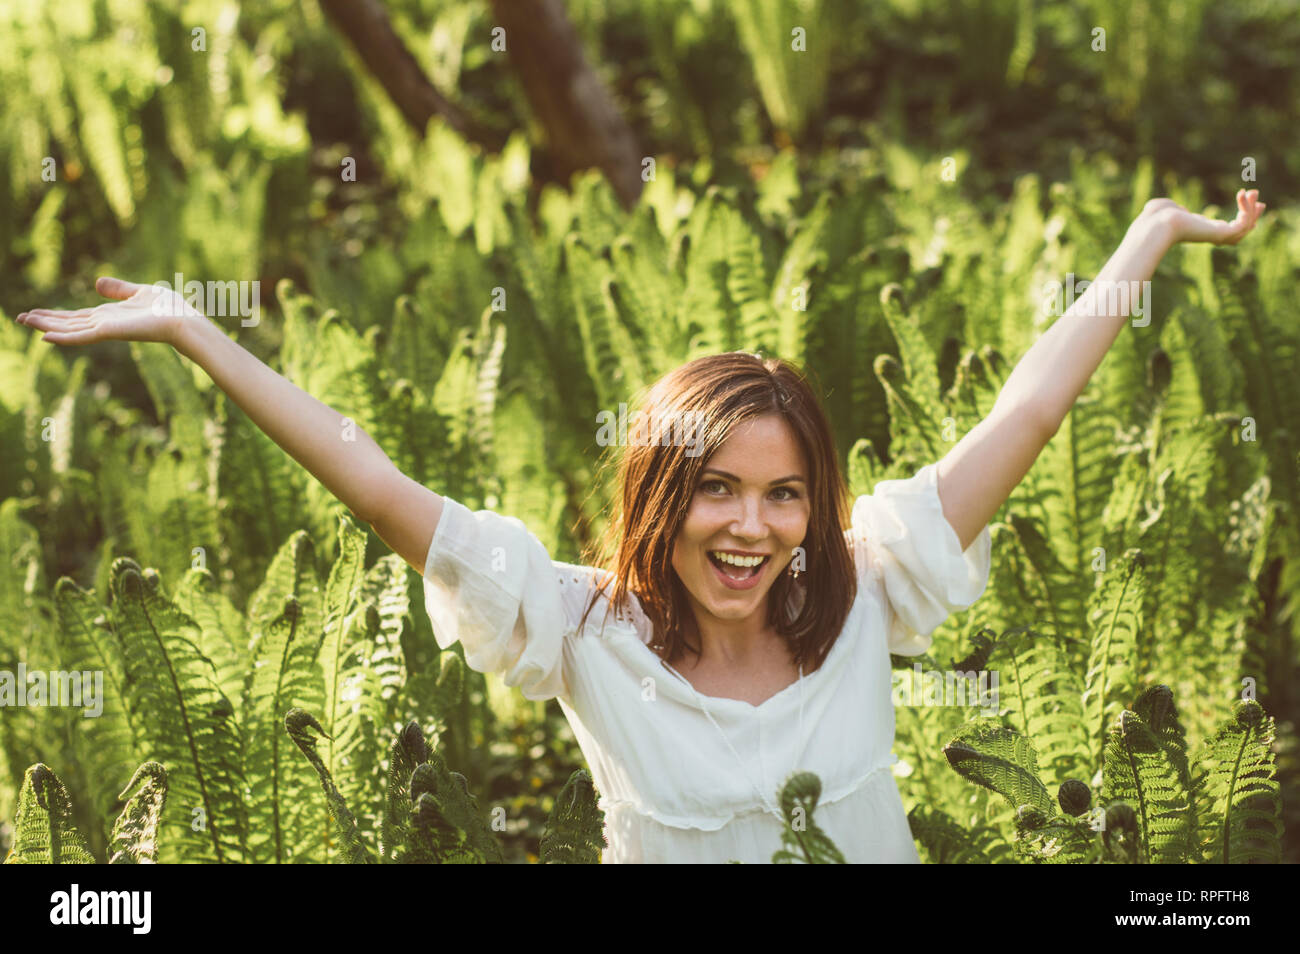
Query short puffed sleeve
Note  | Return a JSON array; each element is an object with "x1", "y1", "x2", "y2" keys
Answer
[
  {"x1": 422, "y1": 495, "x2": 574, "y2": 702},
  {"x1": 848, "y1": 462, "x2": 992, "y2": 655}
]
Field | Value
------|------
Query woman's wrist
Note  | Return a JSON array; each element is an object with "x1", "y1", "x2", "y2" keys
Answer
[
  {"x1": 171, "y1": 310, "x2": 217, "y2": 360},
  {"x1": 1132, "y1": 202, "x2": 1183, "y2": 249}
]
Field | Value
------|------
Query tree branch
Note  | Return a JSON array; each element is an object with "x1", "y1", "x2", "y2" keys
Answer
[
  {"x1": 485, "y1": 0, "x2": 643, "y2": 208},
  {"x1": 316, "y1": 0, "x2": 504, "y2": 150}
]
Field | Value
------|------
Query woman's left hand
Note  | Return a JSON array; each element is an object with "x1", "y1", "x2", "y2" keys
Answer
[{"x1": 1140, "y1": 188, "x2": 1266, "y2": 246}]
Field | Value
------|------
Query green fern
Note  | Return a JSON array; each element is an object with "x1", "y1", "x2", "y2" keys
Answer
[
  {"x1": 908, "y1": 805, "x2": 1015, "y2": 863},
  {"x1": 770, "y1": 771, "x2": 846, "y2": 864},
  {"x1": 1100, "y1": 707, "x2": 1195, "y2": 863},
  {"x1": 539, "y1": 770, "x2": 605, "y2": 864},
  {"x1": 107, "y1": 762, "x2": 167, "y2": 864},
  {"x1": 988, "y1": 627, "x2": 1090, "y2": 789},
  {"x1": 942, "y1": 721, "x2": 1055, "y2": 816},
  {"x1": 283, "y1": 709, "x2": 374, "y2": 864},
  {"x1": 1193, "y1": 699, "x2": 1282, "y2": 863},
  {"x1": 1082, "y1": 549, "x2": 1146, "y2": 763},
  {"x1": 108, "y1": 559, "x2": 247, "y2": 864},
  {"x1": 3, "y1": 764, "x2": 96, "y2": 864}
]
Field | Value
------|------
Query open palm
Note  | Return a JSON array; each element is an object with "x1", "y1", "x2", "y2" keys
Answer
[{"x1": 15, "y1": 277, "x2": 200, "y2": 347}]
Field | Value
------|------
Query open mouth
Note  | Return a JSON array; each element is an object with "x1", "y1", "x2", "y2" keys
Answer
[{"x1": 707, "y1": 552, "x2": 770, "y2": 582}]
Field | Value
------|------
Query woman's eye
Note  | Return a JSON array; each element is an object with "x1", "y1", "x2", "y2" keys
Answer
[{"x1": 699, "y1": 480, "x2": 799, "y2": 500}]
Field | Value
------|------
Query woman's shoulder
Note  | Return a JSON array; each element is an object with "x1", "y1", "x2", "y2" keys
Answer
[{"x1": 550, "y1": 561, "x2": 650, "y2": 641}]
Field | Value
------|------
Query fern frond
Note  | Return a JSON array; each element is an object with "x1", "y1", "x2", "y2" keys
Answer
[
  {"x1": 382, "y1": 720, "x2": 430, "y2": 863},
  {"x1": 317, "y1": 516, "x2": 386, "y2": 847},
  {"x1": 1100, "y1": 708, "x2": 1195, "y2": 863},
  {"x1": 942, "y1": 721, "x2": 1054, "y2": 815},
  {"x1": 51, "y1": 577, "x2": 139, "y2": 843},
  {"x1": 406, "y1": 757, "x2": 503, "y2": 864},
  {"x1": 907, "y1": 804, "x2": 1015, "y2": 863},
  {"x1": 770, "y1": 771, "x2": 846, "y2": 864},
  {"x1": 538, "y1": 769, "x2": 605, "y2": 864},
  {"x1": 679, "y1": 188, "x2": 741, "y2": 355},
  {"x1": 564, "y1": 233, "x2": 649, "y2": 408},
  {"x1": 107, "y1": 762, "x2": 167, "y2": 864},
  {"x1": 1192, "y1": 699, "x2": 1282, "y2": 863},
  {"x1": 990, "y1": 627, "x2": 1090, "y2": 789},
  {"x1": 1012, "y1": 805, "x2": 1096, "y2": 864},
  {"x1": 771, "y1": 192, "x2": 832, "y2": 367},
  {"x1": 1082, "y1": 548, "x2": 1145, "y2": 764},
  {"x1": 3, "y1": 764, "x2": 95, "y2": 864},
  {"x1": 109, "y1": 559, "x2": 246, "y2": 864},
  {"x1": 241, "y1": 595, "x2": 327, "y2": 864},
  {"x1": 172, "y1": 567, "x2": 248, "y2": 715},
  {"x1": 283, "y1": 709, "x2": 374, "y2": 864}
]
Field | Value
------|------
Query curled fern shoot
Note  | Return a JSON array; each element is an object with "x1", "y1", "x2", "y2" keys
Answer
[
  {"x1": 108, "y1": 762, "x2": 168, "y2": 864},
  {"x1": 771, "y1": 771, "x2": 846, "y2": 864},
  {"x1": 284, "y1": 708, "x2": 374, "y2": 864}
]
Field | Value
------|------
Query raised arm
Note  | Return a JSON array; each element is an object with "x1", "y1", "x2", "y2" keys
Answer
[
  {"x1": 16, "y1": 278, "x2": 443, "y2": 575},
  {"x1": 934, "y1": 189, "x2": 1266, "y2": 551}
]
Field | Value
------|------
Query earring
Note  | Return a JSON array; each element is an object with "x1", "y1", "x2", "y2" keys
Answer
[{"x1": 788, "y1": 564, "x2": 800, "y2": 580}]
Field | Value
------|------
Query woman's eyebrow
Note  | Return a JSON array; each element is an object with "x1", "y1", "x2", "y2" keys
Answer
[{"x1": 702, "y1": 468, "x2": 806, "y2": 485}]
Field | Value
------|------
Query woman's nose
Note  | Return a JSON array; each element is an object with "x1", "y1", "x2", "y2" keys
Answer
[{"x1": 729, "y1": 500, "x2": 767, "y2": 538}]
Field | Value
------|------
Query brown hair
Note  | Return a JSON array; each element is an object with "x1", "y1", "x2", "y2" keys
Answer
[{"x1": 574, "y1": 351, "x2": 857, "y2": 674}]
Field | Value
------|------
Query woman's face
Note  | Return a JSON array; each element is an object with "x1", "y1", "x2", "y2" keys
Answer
[{"x1": 670, "y1": 413, "x2": 810, "y2": 626}]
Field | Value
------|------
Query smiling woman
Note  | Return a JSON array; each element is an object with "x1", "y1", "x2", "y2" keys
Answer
[
  {"x1": 421, "y1": 349, "x2": 993, "y2": 861},
  {"x1": 579, "y1": 353, "x2": 860, "y2": 679}
]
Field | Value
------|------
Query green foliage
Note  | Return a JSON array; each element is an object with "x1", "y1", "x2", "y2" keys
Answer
[
  {"x1": 4, "y1": 764, "x2": 96, "y2": 864},
  {"x1": 944, "y1": 721, "x2": 1055, "y2": 817},
  {"x1": 1195, "y1": 700, "x2": 1283, "y2": 864},
  {"x1": 924, "y1": 682, "x2": 1283, "y2": 864},
  {"x1": 1, "y1": 520, "x2": 603, "y2": 864},
  {"x1": 908, "y1": 804, "x2": 1016, "y2": 863},
  {"x1": 107, "y1": 761, "x2": 167, "y2": 864},
  {"x1": 1101, "y1": 706, "x2": 1195, "y2": 864},
  {"x1": 770, "y1": 772, "x2": 846, "y2": 864},
  {"x1": 539, "y1": 770, "x2": 606, "y2": 864},
  {"x1": 4, "y1": 715, "x2": 607, "y2": 865}
]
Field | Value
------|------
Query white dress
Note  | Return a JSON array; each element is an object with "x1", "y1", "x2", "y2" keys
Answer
[{"x1": 421, "y1": 462, "x2": 992, "y2": 863}]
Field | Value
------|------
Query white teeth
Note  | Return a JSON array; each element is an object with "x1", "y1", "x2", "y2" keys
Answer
[{"x1": 710, "y1": 551, "x2": 767, "y2": 567}]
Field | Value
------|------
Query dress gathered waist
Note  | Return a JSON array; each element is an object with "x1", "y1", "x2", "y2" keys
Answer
[{"x1": 598, "y1": 762, "x2": 897, "y2": 832}]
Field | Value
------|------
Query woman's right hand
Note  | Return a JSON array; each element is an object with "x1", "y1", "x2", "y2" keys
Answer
[
  {"x1": 1139, "y1": 189, "x2": 1266, "y2": 246},
  {"x1": 15, "y1": 276, "x2": 204, "y2": 348}
]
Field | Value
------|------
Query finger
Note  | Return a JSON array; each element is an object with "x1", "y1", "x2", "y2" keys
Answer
[
  {"x1": 18, "y1": 313, "x2": 94, "y2": 333},
  {"x1": 19, "y1": 308, "x2": 94, "y2": 322},
  {"x1": 40, "y1": 329, "x2": 102, "y2": 346},
  {"x1": 95, "y1": 276, "x2": 146, "y2": 301},
  {"x1": 1237, "y1": 190, "x2": 1252, "y2": 220}
]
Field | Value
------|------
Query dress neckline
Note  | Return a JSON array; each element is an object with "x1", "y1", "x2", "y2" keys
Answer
[
  {"x1": 660, "y1": 655, "x2": 805, "y2": 711},
  {"x1": 613, "y1": 593, "x2": 862, "y2": 712}
]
